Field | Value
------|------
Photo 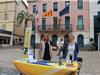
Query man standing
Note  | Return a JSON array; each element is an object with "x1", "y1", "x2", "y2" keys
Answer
[{"x1": 57, "y1": 39, "x2": 64, "y2": 56}]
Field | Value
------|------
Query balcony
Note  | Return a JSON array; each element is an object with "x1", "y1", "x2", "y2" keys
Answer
[{"x1": 37, "y1": 24, "x2": 72, "y2": 32}]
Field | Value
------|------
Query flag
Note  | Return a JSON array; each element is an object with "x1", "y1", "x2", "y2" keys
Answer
[
  {"x1": 59, "y1": 6, "x2": 69, "y2": 16},
  {"x1": 43, "y1": 10, "x2": 52, "y2": 17}
]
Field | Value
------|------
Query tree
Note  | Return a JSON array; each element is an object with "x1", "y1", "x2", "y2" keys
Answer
[{"x1": 16, "y1": 10, "x2": 35, "y2": 46}]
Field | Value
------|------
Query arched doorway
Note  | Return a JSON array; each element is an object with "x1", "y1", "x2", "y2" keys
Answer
[
  {"x1": 52, "y1": 35, "x2": 58, "y2": 46},
  {"x1": 77, "y1": 34, "x2": 84, "y2": 47}
]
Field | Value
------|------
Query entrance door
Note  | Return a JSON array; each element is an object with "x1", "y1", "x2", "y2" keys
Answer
[
  {"x1": 77, "y1": 35, "x2": 84, "y2": 47},
  {"x1": 94, "y1": 14, "x2": 100, "y2": 50}
]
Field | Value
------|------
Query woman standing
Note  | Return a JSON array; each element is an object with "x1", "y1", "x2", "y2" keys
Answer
[
  {"x1": 64, "y1": 32, "x2": 79, "y2": 61},
  {"x1": 41, "y1": 34, "x2": 52, "y2": 61}
]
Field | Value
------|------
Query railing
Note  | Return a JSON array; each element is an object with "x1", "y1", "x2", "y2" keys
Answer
[{"x1": 37, "y1": 24, "x2": 72, "y2": 32}]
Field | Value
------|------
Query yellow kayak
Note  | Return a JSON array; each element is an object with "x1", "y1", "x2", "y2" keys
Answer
[{"x1": 13, "y1": 60, "x2": 78, "y2": 75}]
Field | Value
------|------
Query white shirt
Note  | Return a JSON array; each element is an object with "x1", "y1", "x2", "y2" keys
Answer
[
  {"x1": 57, "y1": 40, "x2": 64, "y2": 49},
  {"x1": 66, "y1": 43, "x2": 75, "y2": 61},
  {"x1": 60, "y1": 41, "x2": 64, "y2": 47}
]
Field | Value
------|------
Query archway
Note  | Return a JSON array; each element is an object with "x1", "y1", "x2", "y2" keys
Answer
[{"x1": 77, "y1": 34, "x2": 84, "y2": 47}]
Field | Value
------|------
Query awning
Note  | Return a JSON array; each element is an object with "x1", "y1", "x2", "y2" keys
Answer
[
  {"x1": 0, "y1": 36, "x2": 11, "y2": 39},
  {"x1": 0, "y1": 29, "x2": 12, "y2": 35}
]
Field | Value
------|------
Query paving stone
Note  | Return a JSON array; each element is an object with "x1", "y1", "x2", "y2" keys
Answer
[{"x1": 0, "y1": 47, "x2": 100, "y2": 75}]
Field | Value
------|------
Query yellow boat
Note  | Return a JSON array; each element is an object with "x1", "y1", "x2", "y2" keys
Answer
[{"x1": 13, "y1": 60, "x2": 78, "y2": 75}]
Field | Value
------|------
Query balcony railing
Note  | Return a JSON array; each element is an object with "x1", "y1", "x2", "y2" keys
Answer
[{"x1": 37, "y1": 24, "x2": 72, "y2": 32}]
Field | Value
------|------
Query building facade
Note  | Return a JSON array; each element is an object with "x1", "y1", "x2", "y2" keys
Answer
[
  {"x1": 89, "y1": 0, "x2": 100, "y2": 50},
  {"x1": 28, "y1": 0, "x2": 90, "y2": 49},
  {"x1": 0, "y1": 0, "x2": 28, "y2": 46}
]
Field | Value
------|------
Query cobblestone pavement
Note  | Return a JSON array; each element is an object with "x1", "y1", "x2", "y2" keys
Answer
[{"x1": 0, "y1": 47, "x2": 100, "y2": 75}]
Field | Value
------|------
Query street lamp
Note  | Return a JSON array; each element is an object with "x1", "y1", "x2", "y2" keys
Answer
[
  {"x1": 30, "y1": 6, "x2": 38, "y2": 59},
  {"x1": 30, "y1": 18, "x2": 36, "y2": 59}
]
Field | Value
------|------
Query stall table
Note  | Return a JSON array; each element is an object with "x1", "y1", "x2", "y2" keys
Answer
[{"x1": 13, "y1": 59, "x2": 79, "y2": 75}]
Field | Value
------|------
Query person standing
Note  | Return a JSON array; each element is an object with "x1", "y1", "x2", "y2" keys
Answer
[
  {"x1": 41, "y1": 34, "x2": 52, "y2": 61},
  {"x1": 39, "y1": 35, "x2": 44, "y2": 59},
  {"x1": 62, "y1": 38, "x2": 69, "y2": 58},
  {"x1": 64, "y1": 32, "x2": 79, "y2": 61},
  {"x1": 57, "y1": 39, "x2": 64, "y2": 56}
]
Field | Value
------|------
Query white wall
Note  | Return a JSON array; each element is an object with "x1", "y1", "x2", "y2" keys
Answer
[{"x1": 89, "y1": 0, "x2": 100, "y2": 40}]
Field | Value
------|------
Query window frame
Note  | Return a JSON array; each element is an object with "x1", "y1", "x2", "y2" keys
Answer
[
  {"x1": 65, "y1": 1, "x2": 70, "y2": 8},
  {"x1": 42, "y1": 18, "x2": 46, "y2": 29},
  {"x1": 43, "y1": 4, "x2": 47, "y2": 12},
  {"x1": 65, "y1": 16, "x2": 70, "y2": 29},
  {"x1": 77, "y1": 15, "x2": 84, "y2": 30},
  {"x1": 77, "y1": 0, "x2": 83, "y2": 10},
  {"x1": 53, "y1": 2, "x2": 58, "y2": 11},
  {"x1": 33, "y1": 5, "x2": 37, "y2": 13},
  {"x1": 53, "y1": 17, "x2": 58, "y2": 29}
]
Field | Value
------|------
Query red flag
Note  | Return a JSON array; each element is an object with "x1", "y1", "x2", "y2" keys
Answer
[{"x1": 43, "y1": 10, "x2": 52, "y2": 17}]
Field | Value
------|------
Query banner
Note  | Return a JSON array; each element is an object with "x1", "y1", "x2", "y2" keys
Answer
[{"x1": 24, "y1": 27, "x2": 32, "y2": 48}]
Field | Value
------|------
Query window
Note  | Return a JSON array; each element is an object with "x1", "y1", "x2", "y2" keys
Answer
[
  {"x1": 53, "y1": 17, "x2": 58, "y2": 29},
  {"x1": 33, "y1": 5, "x2": 37, "y2": 13},
  {"x1": 3, "y1": 13, "x2": 8, "y2": 20},
  {"x1": 77, "y1": 0, "x2": 83, "y2": 9},
  {"x1": 43, "y1": 4, "x2": 47, "y2": 12},
  {"x1": 65, "y1": 16, "x2": 70, "y2": 29},
  {"x1": 7, "y1": 39, "x2": 10, "y2": 44},
  {"x1": 65, "y1": 1, "x2": 70, "y2": 8},
  {"x1": 77, "y1": 16, "x2": 84, "y2": 30},
  {"x1": 42, "y1": 18, "x2": 46, "y2": 29},
  {"x1": 4, "y1": 39, "x2": 6, "y2": 44},
  {"x1": 5, "y1": 1, "x2": 8, "y2": 10},
  {"x1": 1, "y1": 25, "x2": 6, "y2": 30},
  {"x1": 53, "y1": 2, "x2": 58, "y2": 11},
  {"x1": 5, "y1": 13, "x2": 8, "y2": 20}
]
